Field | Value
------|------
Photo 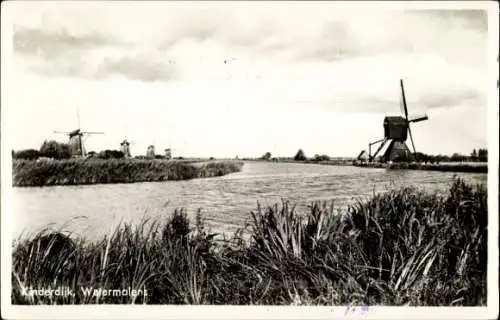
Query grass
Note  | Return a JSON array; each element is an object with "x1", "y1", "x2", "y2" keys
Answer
[
  {"x1": 12, "y1": 159, "x2": 244, "y2": 187},
  {"x1": 11, "y1": 178, "x2": 487, "y2": 305},
  {"x1": 354, "y1": 161, "x2": 487, "y2": 173}
]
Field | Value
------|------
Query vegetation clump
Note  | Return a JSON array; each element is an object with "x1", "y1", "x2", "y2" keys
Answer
[
  {"x1": 12, "y1": 178, "x2": 487, "y2": 305},
  {"x1": 12, "y1": 159, "x2": 244, "y2": 187},
  {"x1": 294, "y1": 149, "x2": 307, "y2": 161}
]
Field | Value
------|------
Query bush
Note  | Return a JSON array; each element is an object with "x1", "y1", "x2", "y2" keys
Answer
[
  {"x1": 39, "y1": 140, "x2": 71, "y2": 159},
  {"x1": 261, "y1": 152, "x2": 272, "y2": 161},
  {"x1": 313, "y1": 154, "x2": 330, "y2": 162},
  {"x1": 98, "y1": 150, "x2": 125, "y2": 159}
]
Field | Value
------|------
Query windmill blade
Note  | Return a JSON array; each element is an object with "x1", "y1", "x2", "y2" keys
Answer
[
  {"x1": 82, "y1": 131, "x2": 105, "y2": 134},
  {"x1": 408, "y1": 125, "x2": 417, "y2": 155},
  {"x1": 77, "y1": 106, "x2": 81, "y2": 130},
  {"x1": 400, "y1": 79, "x2": 409, "y2": 121},
  {"x1": 409, "y1": 114, "x2": 428, "y2": 123},
  {"x1": 54, "y1": 131, "x2": 71, "y2": 134}
]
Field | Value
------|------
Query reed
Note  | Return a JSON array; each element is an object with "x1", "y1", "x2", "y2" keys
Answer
[
  {"x1": 12, "y1": 159, "x2": 244, "y2": 187},
  {"x1": 12, "y1": 178, "x2": 487, "y2": 305}
]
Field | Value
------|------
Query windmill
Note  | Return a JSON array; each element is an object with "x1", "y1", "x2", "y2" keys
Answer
[
  {"x1": 164, "y1": 138, "x2": 176, "y2": 160},
  {"x1": 120, "y1": 125, "x2": 136, "y2": 157},
  {"x1": 120, "y1": 139, "x2": 134, "y2": 158},
  {"x1": 368, "y1": 79, "x2": 428, "y2": 162},
  {"x1": 54, "y1": 108, "x2": 104, "y2": 157}
]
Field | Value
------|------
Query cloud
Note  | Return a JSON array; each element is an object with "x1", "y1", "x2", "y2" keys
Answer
[
  {"x1": 96, "y1": 54, "x2": 178, "y2": 82},
  {"x1": 13, "y1": 26, "x2": 122, "y2": 56},
  {"x1": 255, "y1": 10, "x2": 489, "y2": 64},
  {"x1": 11, "y1": 6, "x2": 488, "y2": 90},
  {"x1": 416, "y1": 87, "x2": 483, "y2": 110},
  {"x1": 13, "y1": 26, "x2": 179, "y2": 82}
]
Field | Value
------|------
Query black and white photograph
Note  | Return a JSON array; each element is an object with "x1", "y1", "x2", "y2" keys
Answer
[{"x1": 1, "y1": 1, "x2": 498, "y2": 319}]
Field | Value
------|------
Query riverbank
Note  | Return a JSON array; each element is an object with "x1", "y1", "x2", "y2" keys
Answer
[
  {"x1": 12, "y1": 159, "x2": 244, "y2": 187},
  {"x1": 12, "y1": 178, "x2": 486, "y2": 305},
  {"x1": 247, "y1": 159, "x2": 488, "y2": 173},
  {"x1": 353, "y1": 161, "x2": 488, "y2": 173},
  {"x1": 245, "y1": 158, "x2": 354, "y2": 166}
]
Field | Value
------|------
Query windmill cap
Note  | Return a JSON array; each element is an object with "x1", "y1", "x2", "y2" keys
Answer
[{"x1": 384, "y1": 116, "x2": 407, "y2": 124}]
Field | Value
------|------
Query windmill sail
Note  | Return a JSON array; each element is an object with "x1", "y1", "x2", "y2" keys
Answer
[
  {"x1": 399, "y1": 87, "x2": 406, "y2": 118},
  {"x1": 400, "y1": 79, "x2": 409, "y2": 120}
]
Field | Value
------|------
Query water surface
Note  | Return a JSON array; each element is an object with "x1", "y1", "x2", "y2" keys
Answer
[{"x1": 12, "y1": 162, "x2": 487, "y2": 239}]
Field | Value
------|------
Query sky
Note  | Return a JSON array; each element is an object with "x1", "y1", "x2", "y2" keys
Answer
[{"x1": 5, "y1": 2, "x2": 493, "y2": 158}]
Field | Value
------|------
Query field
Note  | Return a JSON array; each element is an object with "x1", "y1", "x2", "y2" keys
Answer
[
  {"x1": 12, "y1": 178, "x2": 486, "y2": 305},
  {"x1": 11, "y1": 159, "x2": 244, "y2": 187}
]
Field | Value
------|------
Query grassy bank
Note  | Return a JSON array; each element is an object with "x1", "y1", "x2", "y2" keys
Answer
[
  {"x1": 12, "y1": 159, "x2": 244, "y2": 187},
  {"x1": 353, "y1": 161, "x2": 488, "y2": 173},
  {"x1": 12, "y1": 178, "x2": 486, "y2": 305}
]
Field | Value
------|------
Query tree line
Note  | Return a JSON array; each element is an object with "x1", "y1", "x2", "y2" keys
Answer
[
  {"x1": 258, "y1": 148, "x2": 488, "y2": 163},
  {"x1": 260, "y1": 149, "x2": 328, "y2": 162},
  {"x1": 415, "y1": 149, "x2": 488, "y2": 163}
]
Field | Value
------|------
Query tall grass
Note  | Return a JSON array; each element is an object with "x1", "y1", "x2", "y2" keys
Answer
[
  {"x1": 12, "y1": 159, "x2": 244, "y2": 187},
  {"x1": 12, "y1": 178, "x2": 487, "y2": 305}
]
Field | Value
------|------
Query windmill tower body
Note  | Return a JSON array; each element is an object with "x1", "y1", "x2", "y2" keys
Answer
[
  {"x1": 68, "y1": 130, "x2": 85, "y2": 157},
  {"x1": 147, "y1": 145, "x2": 155, "y2": 158},
  {"x1": 120, "y1": 140, "x2": 131, "y2": 158},
  {"x1": 164, "y1": 148, "x2": 172, "y2": 160}
]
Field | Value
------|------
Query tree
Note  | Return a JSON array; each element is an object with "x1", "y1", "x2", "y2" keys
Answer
[
  {"x1": 39, "y1": 140, "x2": 71, "y2": 159},
  {"x1": 450, "y1": 153, "x2": 466, "y2": 162},
  {"x1": 478, "y1": 149, "x2": 488, "y2": 162},
  {"x1": 261, "y1": 152, "x2": 272, "y2": 161},
  {"x1": 471, "y1": 149, "x2": 478, "y2": 161},
  {"x1": 294, "y1": 149, "x2": 307, "y2": 161}
]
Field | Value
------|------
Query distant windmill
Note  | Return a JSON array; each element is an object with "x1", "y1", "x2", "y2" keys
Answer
[
  {"x1": 163, "y1": 138, "x2": 176, "y2": 160},
  {"x1": 120, "y1": 124, "x2": 136, "y2": 157},
  {"x1": 120, "y1": 139, "x2": 133, "y2": 157},
  {"x1": 54, "y1": 108, "x2": 104, "y2": 157},
  {"x1": 164, "y1": 148, "x2": 172, "y2": 160},
  {"x1": 368, "y1": 79, "x2": 428, "y2": 162},
  {"x1": 146, "y1": 145, "x2": 155, "y2": 158}
]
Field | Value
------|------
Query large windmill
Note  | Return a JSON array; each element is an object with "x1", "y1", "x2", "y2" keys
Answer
[
  {"x1": 54, "y1": 108, "x2": 104, "y2": 157},
  {"x1": 368, "y1": 79, "x2": 428, "y2": 162}
]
